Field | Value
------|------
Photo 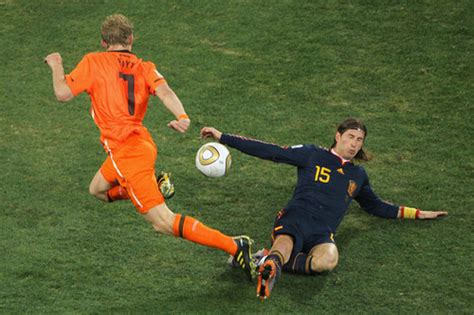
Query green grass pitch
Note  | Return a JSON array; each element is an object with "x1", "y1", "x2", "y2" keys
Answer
[{"x1": 1, "y1": 0, "x2": 472, "y2": 313}]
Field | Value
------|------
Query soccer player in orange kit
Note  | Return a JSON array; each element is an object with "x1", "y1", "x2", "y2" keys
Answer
[{"x1": 44, "y1": 14, "x2": 255, "y2": 281}]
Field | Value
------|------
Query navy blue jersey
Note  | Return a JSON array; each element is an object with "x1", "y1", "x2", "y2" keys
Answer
[{"x1": 220, "y1": 134, "x2": 399, "y2": 234}]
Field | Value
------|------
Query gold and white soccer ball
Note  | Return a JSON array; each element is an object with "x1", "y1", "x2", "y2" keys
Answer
[{"x1": 195, "y1": 142, "x2": 231, "y2": 177}]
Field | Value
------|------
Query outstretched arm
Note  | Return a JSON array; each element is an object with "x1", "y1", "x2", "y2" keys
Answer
[
  {"x1": 201, "y1": 127, "x2": 222, "y2": 140},
  {"x1": 355, "y1": 175, "x2": 448, "y2": 220},
  {"x1": 44, "y1": 53, "x2": 74, "y2": 102},
  {"x1": 201, "y1": 127, "x2": 310, "y2": 167},
  {"x1": 155, "y1": 83, "x2": 190, "y2": 133},
  {"x1": 397, "y1": 206, "x2": 448, "y2": 220}
]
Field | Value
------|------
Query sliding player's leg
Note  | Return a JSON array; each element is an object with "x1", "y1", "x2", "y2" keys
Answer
[
  {"x1": 283, "y1": 234, "x2": 339, "y2": 274},
  {"x1": 308, "y1": 242, "x2": 339, "y2": 272},
  {"x1": 257, "y1": 208, "x2": 317, "y2": 300},
  {"x1": 256, "y1": 234, "x2": 293, "y2": 300}
]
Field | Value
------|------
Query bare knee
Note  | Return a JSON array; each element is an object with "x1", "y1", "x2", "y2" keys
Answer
[
  {"x1": 88, "y1": 183, "x2": 109, "y2": 201},
  {"x1": 89, "y1": 170, "x2": 113, "y2": 201},
  {"x1": 309, "y1": 243, "x2": 339, "y2": 273},
  {"x1": 311, "y1": 252, "x2": 338, "y2": 272},
  {"x1": 88, "y1": 183, "x2": 100, "y2": 198}
]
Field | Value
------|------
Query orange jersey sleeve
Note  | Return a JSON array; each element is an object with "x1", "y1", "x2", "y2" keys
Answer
[
  {"x1": 65, "y1": 55, "x2": 93, "y2": 96},
  {"x1": 143, "y1": 62, "x2": 167, "y2": 94}
]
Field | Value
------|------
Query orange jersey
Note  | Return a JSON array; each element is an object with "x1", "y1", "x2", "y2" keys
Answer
[{"x1": 65, "y1": 51, "x2": 166, "y2": 150}]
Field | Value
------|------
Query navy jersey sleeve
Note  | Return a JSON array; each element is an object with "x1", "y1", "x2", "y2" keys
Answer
[
  {"x1": 354, "y1": 169, "x2": 399, "y2": 219},
  {"x1": 220, "y1": 134, "x2": 311, "y2": 167}
]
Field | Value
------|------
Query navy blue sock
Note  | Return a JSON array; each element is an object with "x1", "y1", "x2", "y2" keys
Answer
[
  {"x1": 267, "y1": 251, "x2": 283, "y2": 268},
  {"x1": 283, "y1": 252, "x2": 313, "y2": 274},
  {"x1": 264, "y1": 252, "x2": 283, "y2": 282}
]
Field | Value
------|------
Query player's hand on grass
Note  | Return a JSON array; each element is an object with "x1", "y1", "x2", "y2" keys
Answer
[
  {"x1": 418, "y1": 210, "x2": 448, "y2": 220},
  {"x1": 44, "y1": 52, "x2": 63, "y2": 68},
  {"x1": 200, "y1": 127, "x2": 222, "y2": 140},
  {"x1": 168, "y1": 118, "x2": 190, "y2": 133}
]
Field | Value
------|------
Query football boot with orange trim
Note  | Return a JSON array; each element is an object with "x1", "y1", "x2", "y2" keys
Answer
[{"x1": 256, "y1": 258, "x2": 281, "y2": 300}]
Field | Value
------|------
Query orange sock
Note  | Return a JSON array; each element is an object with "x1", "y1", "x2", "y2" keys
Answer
[
  {"x1": 107, "y1": 185, "x2": 130, "y2": 201},
  {"x1": 173, "y1": 214, "x2": 237, "y2": 256}
]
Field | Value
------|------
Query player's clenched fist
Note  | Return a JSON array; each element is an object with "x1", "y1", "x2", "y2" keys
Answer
[
  {"x1": 168, "y1": 117, "x2": 190, "y2": 133},
  {"x1": 44, "y1": 53, "x2": 63, "y2": 67}
]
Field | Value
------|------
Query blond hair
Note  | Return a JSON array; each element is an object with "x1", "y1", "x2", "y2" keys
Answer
[{"x1": 101, "y1": 14, "x2": 133, "y2": 46}]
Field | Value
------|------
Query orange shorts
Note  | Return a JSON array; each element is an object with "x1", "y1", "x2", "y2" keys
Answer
[{"x1": 100, "y1": 130, "x2": 164, "y2": 213}]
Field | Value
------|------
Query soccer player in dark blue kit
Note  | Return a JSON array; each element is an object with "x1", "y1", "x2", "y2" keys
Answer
[{"x1": 200, "y1": 118, "x2": 447, "y2": 300}]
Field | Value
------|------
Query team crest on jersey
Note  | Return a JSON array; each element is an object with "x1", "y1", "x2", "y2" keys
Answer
[
  {"x1": 347, "y1": 180, "x2": 357, "y2": 197},
  {"x1": 337, "y1": 168, "x2": 344, "y2": 175}
]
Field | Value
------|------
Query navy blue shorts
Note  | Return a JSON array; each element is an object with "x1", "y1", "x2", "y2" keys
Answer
[{"x1": 272, "y1": 208, "x2": 335, "y2": 257}]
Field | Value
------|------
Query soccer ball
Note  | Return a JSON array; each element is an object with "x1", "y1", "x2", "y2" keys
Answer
[{"x1": 195, "y1": 142, "x2": 231, "y2": 177}]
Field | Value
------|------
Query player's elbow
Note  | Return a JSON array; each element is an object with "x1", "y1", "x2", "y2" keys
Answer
[
  {"x1": 54, "y1": 85, "x2": 74, "y2": 102},
  {"x1": 55, "y1": 91, "x2": 73, "y2": 102}
]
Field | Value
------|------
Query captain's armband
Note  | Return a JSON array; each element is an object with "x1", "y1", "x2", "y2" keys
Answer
[{"x1": 400, "y1": 206, "x2": 420, "y2": 219}]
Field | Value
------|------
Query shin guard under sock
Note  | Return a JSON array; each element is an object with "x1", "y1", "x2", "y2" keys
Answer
[
  {"x1": 172, "y1": 214, "x2": 237, "y2": 255},
  {"x1": 283, "y1": 252, "x2": 314, "y2": 274}
]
